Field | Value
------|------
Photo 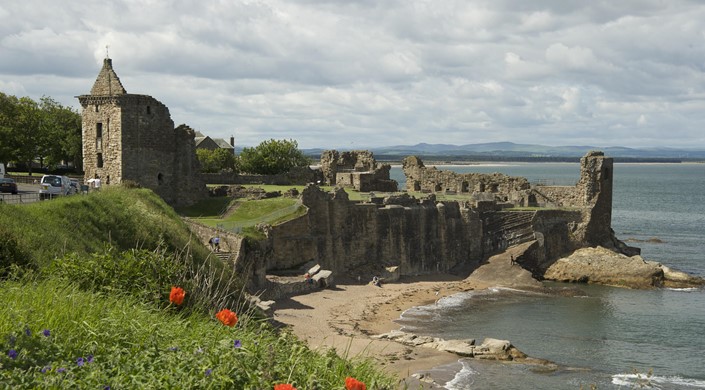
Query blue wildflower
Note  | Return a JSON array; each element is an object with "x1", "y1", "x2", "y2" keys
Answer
[
  {"x1": 205, "y1": 369, "x2": 212, "y2": 376},
  {"x1": 87, "y1": 354, "x2": 94, "y2": 363},
  {"x1": 8, "y1": 349, "x2": 17, "y2": 359},
  {"x1": 77, "y1": 357, "x2": 85, "y2": 367},
  {"x1": 168, "y1": 346, "x2": 179, "y2": 352},
  {"x1": 57, "y1": 368, "x2": 66, "y2": 373},
  {"x1": 234, "y1": 339, "x2": 242, "y2": 348},
  {"x1": 41, "y1": 366, "x2": 51, "y2": 374},
  {"x1": 43, "y1": 329, "x2": 51, "y2": 337},
  {"x1": 24, "y1": 327, "x2": 31, "y2": 336}
]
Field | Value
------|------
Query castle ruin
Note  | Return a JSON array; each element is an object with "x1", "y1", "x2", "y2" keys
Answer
[
  {"x1": 319, "y1": 150, "x2": 398, "y2": 192},
  {"x1": 77, "y1": 58, "x2": 206, "y2": 206},
  {"x1": 237, "y1": 151, "x2": 637, "y2": 293}
]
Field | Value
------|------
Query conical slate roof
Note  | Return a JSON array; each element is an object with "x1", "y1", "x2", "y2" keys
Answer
[{"x1": 90, "y1": 58, "x2": 127, "y2": 96}]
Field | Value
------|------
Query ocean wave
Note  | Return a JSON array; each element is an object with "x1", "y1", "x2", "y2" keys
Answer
[
  {"x1": 665, "y1": 287, "x2": 701, "y2": 292},
  {"x1": 612, "y1": 373, "x2": 705, "y2": 388},
  {"x1": 444, "y1": 360, "x2": 477, "y2": 390}
]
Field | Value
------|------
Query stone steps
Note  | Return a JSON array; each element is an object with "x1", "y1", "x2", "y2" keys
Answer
[{"x1": 484, "y1": 211, "x2": 536, "y2": 251}]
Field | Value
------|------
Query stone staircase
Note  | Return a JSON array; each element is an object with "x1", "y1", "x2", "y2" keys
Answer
[
  {"x1": 483, "y1": 211, "x2": 536, "y2": 253},
  {"x1": 211, "y1": 251, "x2": 234, "y2": 262}
]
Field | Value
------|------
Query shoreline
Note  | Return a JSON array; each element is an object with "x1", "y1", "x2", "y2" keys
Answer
[{"x1": 271, "y1": 246, "x2": 544, "y2": 387}]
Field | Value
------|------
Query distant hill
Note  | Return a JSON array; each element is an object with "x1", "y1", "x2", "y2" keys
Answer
[{"x1": 299, "y1": 142, "x2": 705, "y2": 162}]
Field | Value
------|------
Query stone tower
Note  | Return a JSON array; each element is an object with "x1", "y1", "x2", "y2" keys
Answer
[{"x1": 77, "y1": 58, "x2": 206, "y2": 206}]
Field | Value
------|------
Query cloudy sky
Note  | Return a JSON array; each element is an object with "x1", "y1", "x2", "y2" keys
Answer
[{"x1": 2, "y1": 1, "x2": 705, "y2": 149}]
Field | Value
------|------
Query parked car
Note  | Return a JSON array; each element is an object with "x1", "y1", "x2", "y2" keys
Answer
[
  {"x1": 39, "y1": 175, "x2": 72, "y2": 200},
  {"x1": 69, "y1": 178, "x2": 80, "y2": 194},
  {"x1": 0, "y1": 178, "x2": 18, "y2": 194}
]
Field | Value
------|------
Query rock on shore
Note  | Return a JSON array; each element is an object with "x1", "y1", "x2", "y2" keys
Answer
[
  {"x1": 373, "y1": 330, "x2": 554, "y2": 366},
  {"x1": 544, "y1": 246, "x2": 705, "y2": 289}
]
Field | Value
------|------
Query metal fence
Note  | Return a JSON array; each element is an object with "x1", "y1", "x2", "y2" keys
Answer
[
  {"x1": 0, "y1": 193, "x2": 42, "y2": 204},
  {"x1": 0, "y1": 192, "x2": 82, "y2": 205}
]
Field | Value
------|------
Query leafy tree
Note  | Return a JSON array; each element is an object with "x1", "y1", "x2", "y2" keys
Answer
[
  {"x1": 0, "y1": 92, "x2": 82, "y2": 173},
  {"x1": 196, "y1": 148, "x2": 238, "y2": 173},
  {"x1": 239, "y1": 138, "x2": 310, "y2": 175},
  {"x1": 0, "y1": 92, "x2": 19, "y2": 168},
  {"x1": 39, "y1": 96, "x2": 82, "y2": 170},
  {"x1": 12, "y1": 97, "x2": 42, "y2": 175}
]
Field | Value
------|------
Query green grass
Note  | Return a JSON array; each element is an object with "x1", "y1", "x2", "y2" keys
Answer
[
  {"x1": 0, "y1": 186, "x2": 397, "y2": 388},
  {"x1": 177, "y1": 197, "x2": 234, "y2": 218},
  {"x1": 0, "y1": 279, "x2": 395, "y2": 389},
  {"x1": 0, "y1": 187, "x2": 209, "y2": 270}
]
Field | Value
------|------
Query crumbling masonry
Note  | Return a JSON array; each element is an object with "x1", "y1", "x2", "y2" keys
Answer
[{"x1": 78, "y1": 58, "x2": 206, "y2": 206}]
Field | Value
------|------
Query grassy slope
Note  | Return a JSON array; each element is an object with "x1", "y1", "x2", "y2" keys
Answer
[
  {"x1": 0, "y1": 187, "x2": 209, "y2": 269},
  {"x1": 0, "y1": 188, "x2": 395, "y2": 389}
]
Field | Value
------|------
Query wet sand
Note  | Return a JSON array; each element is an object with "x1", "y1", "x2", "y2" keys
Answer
[{"x1": 271, "y1": 244, "x2": 541, "y2": 387}]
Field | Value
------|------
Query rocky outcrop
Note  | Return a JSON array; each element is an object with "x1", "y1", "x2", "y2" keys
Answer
[
  {"x1": 544, "y1": 246, "x2": 705, "y2": 289},
  {"x1": 373, "y1": 330, "x2": 549, "y2": 364}
]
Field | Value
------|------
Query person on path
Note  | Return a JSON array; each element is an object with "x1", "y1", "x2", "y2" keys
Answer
[{"x1": 213, "y1": 236, "x2": 220, "y2": 252}]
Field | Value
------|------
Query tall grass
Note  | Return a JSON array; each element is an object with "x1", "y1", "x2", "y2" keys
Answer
[
  {"x1": 1, "y1": 187, "x2": 398, "y2": 388},
  {"x1": 0, "y1": 187, "x2": 210, "y2": 270}
]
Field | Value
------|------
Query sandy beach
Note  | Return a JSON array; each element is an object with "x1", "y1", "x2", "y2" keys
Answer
[{"x1": 271, "y1": 244, "x2": 542, "y2": 388}]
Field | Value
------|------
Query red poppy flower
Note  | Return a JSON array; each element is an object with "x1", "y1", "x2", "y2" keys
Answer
[
  {"x1": 345, "y1": 376, "x2": 367, "y2": 390},
  {"x1": 215, "y1": 308, "x2": 238, "y2": 327},
  {"x1": 274, "y1": 384, "x2": 297, "y2": 390},
  {"x1": 169, "y1": 286, "x2": 186, "y2": 305}
]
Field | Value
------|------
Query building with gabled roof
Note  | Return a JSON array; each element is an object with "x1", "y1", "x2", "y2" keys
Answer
[{"x1": 77, "y1": 57, "x2": 206, "y2": 206}]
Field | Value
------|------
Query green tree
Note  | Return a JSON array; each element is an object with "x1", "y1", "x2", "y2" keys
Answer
[
  {"x1": 0, "y1": 92, "x2": 20, "y2": 168},
  {"x1": 196, "y1": 148, "x2": 238, "y2": 173},
  {"x1": 12, "y1": 97, "x2": 42, "y2": 175},
  {"x1": 39, "y1": 96, "x2": 82, "y2": 169},
  {"x1": 0, "y1": 93, "x2": 82, "y2": 173},
  {"x1": 239, "y1": 138, "x2": 309, "y2": 175}
]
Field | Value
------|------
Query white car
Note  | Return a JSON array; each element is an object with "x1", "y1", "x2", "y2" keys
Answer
[{"x1": 39, "y1": 175, "x2": 72, "y2": 199}]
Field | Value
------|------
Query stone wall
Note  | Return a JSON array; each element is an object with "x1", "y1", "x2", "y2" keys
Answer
[
  {"x1": 320, "y1": 150, "x2": 398, "y2": 192},
  {"x1": 200, "y1": 166, "x2": 323, "y2": 186},
  {"x1": 402, "y1": 156, "x2": 531, "y2": 202},
  {"x1": 221, "y1": 151, "x2": 631, "y2": 294},
  {"x1": 78, "y1": 58, "x2": 207, "y2": 207}
]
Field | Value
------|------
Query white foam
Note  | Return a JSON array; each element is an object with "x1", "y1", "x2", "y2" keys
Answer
[
  {"x1": 612, "y1": 373, "x2": 705, "y2": 388},
  {"x1": 665, "y1": 287, "x2": 700, "y2": 292},
  {"x1": 444, "y1": 360, "x2": 477, "y2": 390}
]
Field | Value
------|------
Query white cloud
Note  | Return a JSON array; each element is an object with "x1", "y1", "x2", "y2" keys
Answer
[{"x1": 1, "y1": 0, "x2": 704, "y2": 149}]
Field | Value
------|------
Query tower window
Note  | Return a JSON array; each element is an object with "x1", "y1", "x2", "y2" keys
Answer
[
  {"x1": 96, "y1": 123, "x2": 103, "y2": 151},
  {"x1": 97, "y1": 153, "x2": 103, "y2": 168},
  {"x1": 147, "y1": 106, "x2": 151, "y2": 114},
  {"x1": 94, "y1": 105, "x2": 99, "y2": 112}
]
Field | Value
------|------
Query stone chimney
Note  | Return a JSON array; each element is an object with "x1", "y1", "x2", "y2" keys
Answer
[{"x1": 230, "y1": 136, "x2": 235, "y2": 147}]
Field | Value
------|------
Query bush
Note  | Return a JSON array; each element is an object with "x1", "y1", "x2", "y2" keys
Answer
[{"x1": 0, "y1": 225, "x2": 33, "y2": 279}]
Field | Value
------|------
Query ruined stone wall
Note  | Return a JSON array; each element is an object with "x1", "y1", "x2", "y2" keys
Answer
[
  {"x1": 402, "y1": 156, "x2": 530, "y2": 198},
  {"x1": 200, "y1": 166, "x2": 322, "y2": 186},
  {"x1": 79, "y1": 58, "x2": 207, "y2": 207},
  {"x1": 119, "y1": 95, "x2": 174, "y2": 188},
  {"x1": 320, "y1": 150, "x2": 398, "y2": 192},
  {"x1": 260, "y1": 185, "x2": 483, "y2": 277},
  {"x1": 530, "y1": 185, "x2": 579, "y2": 207}
]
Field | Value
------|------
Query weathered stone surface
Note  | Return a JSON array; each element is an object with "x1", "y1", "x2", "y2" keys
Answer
[
  {"x1": 312, "y1": 270, "x2": 334, "y2": 288},
  {"x1": 374, "y1": 331, "x2": 536, "y2": 362},
  {"x1": 320, "y1": 150, "x2": 398, "y2": 192},
  {"x1": 78, "y1": 58, "x2": 206, "y2": 207},
  {"x1": 544, "y1": 246, "x2": 704, "y2": 288}
]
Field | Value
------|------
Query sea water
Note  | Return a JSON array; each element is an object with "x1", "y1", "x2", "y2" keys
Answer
[{"x1": 390, "y1": 163, "x2": 705, "y2": 389}]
